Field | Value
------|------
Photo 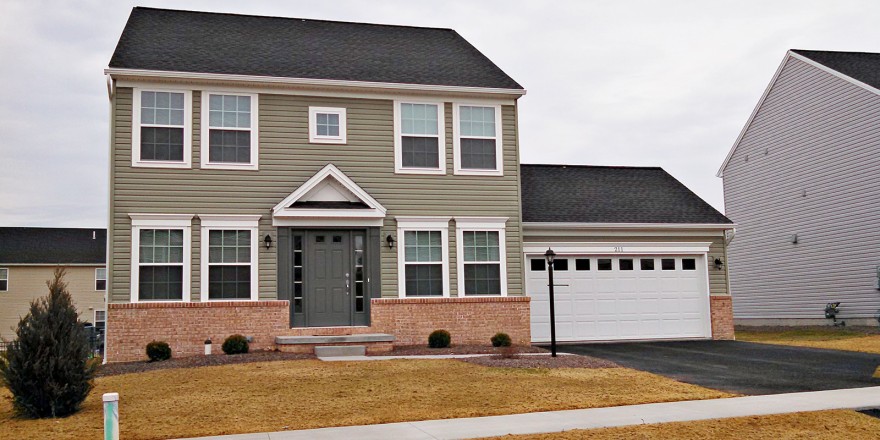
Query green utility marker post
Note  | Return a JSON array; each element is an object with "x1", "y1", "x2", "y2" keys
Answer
[{"x1": 103, "y1": 392, "x2": 119, "y2": 440}]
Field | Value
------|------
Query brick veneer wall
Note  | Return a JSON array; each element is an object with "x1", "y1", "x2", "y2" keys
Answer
[
  {"x1": 371, "y1": 296, "x2": 531, "y2": 345},
  {"x1": 106, "y1": 301, "x2": 288, "y2": 362},
  {"x1": 710, "y1": 296, "x2": 735, "y2": 340}
]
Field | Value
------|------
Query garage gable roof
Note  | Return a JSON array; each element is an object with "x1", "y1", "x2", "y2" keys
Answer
[
  {"x1": 521, "y1": 164, "x2": 731, "y2": 224},
  {"x1": 0, "y1": 228, "x2": 106, "y2": 265}
]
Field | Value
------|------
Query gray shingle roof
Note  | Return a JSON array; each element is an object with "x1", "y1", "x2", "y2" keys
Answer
[
  {"x1": 521, "y1": 164, "x2": 731, "y2": 224},
  {"x1": 109, "y1": 7, "x2": 523, "y2": 90},
  {"x1": 0, "y1": 228, "x2": 106, "y2": 265},
  {"x1": 792, "y1": 50, "x2": 880, "y2": 90}
]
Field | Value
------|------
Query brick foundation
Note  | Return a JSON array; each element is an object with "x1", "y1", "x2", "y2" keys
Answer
[
  {"x1": 371, "y1": 296, "x2": 531, "y2": 345},
  {"x1": 106, "y1": 301, "x2": 289, "y2": 362},
  {"x1": 710, "y1": 296, "x2": 735, "y2": 340}
]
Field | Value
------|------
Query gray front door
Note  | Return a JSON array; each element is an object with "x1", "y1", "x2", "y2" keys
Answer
[{"x1": 306, "y1": 231, "x2": 352, "y2": 326}]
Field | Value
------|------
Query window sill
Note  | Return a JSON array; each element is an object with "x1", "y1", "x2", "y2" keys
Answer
[
  {"x1": 132, "y1": 160, "x2": 192, "y2": 169},
  {"x1": 394, "y1": 167, "x2": 446, "y2": 175},
  {"x1": 201, "y1": 162, "x2": 259, "y2": 171},
  {"x1": 309, "y1": 137, "x2": 347, "y2": 144},
  {"x1": 453, "y1": 168, "x2": 503, "y2": 177}
]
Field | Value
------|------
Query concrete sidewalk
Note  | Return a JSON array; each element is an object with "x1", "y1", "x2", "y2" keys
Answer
[{"x1": 179, "y1": 386, "x2": 880, "y2": 440}]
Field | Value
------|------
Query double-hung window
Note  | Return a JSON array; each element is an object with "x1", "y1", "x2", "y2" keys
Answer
[
  {"x1": 199, "y1": 215, "x2": 260, "y2": 301},
  {"x1": 455, "y1": 217, "x2": 508, "y2": 296},
  {"x1": 0, "y1": 268, "x2": 7, "y2": 291},
  {"x1": 308, "y1": 107, "x2": 347, "y2": 144},
  {"x1": 397, "y1": 217, "x2": 450, "y2": 297},
  {"x1": 453, "y1": 104, "x2": 502, "y2": 175},
  {"x1": 201, "y1": 92, "x2": 259, "y2": 170},
  {"x1": 132, "y1": 89, "x2": 192, "y2": 168},
  {"x1": 130, "y1": 214, "x2": 193, "y2": 302},
  {"x1": 94, "y1": 310, "x2": 106, "y2": 333},
  {"x1": 95, "y1": 268, "x2": 107, "y2": 291},
  {"x1": 394, "y1": 101, "x2": 445, "y2": 174}
]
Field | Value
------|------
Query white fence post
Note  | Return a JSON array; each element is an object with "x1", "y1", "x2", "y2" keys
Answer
[{"x1": 103, "y1": 392, "x2": 119, "y2": 440}]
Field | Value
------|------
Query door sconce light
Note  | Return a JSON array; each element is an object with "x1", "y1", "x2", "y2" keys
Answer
[
  {"x1": 714, "y1": 257, "x2": 724, "y2": 270},
  {"x1": 386, "y1": 234, "x2": 395, "y2": 249},
  {"x1": 263, "y1": 234, "x2": 273, "y2": 250}
]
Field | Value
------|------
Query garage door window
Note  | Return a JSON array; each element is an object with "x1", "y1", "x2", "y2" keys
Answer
[
  {"x1": 530, "y1": 259, "x2": 546, "y2": 271},
  {"x1": 598, "y1": 259, "x2": 612, "y2": 271},
  {"x1": 661, "y1": 258, "x2": 675, "y2": 270},
  {"x1": 575, "y1": 258, "x2": 590, "y2": 271},
  {"x1": 553, "y1": 258, "x2": 568, "y2": 271},
  {"x1": 619, "y1": 259, "x2": 634, "y2": 270},
  {"x1": 682, "y1": 258, "x2": 697, "y2": 270},
  {"x1": 640, "y1": 258, "x2": 654, "y2": 270}
]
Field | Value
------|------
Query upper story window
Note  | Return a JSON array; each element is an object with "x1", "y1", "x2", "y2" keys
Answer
[
  {"x1": 95, "y1": 268, "x2": 107, "y2": 291},
  {"x1": 454, "y1": 104, "x2": 502, "y2": 175},
  {"x1": 201, "y1": 92, "x2": 259, "y2": 170},
  {"x1": 309, "y1": 107, "x2": 347, "y2": 144},
  {"x1": 0, "y1": 268, "x2": 7, "y2": 291},
  {"x1": 132, "y1": 89, "x2": 192, "y2": 168},
  {"x1": 394, "y1": 101, "x2": 446, "y2": 174}
]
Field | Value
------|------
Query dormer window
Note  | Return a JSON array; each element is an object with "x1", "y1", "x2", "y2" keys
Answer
[
  {"x1": 453, "y1": 104, "x2": 502, "y2": 176},
  {"x1": 394, "y1": 101, "x2": 446, "y2": 174},
  {"x1": 132, "y1": 88, "x2": 192, "y2": 168},
  {"x1": 309, "y1": 107, "x2": 347, "y2": 144},
  {"x1": 201, "y1": 92, "x2": 259, "y2": 170}
]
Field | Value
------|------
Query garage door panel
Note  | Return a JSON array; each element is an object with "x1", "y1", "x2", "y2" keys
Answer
[{"x1": 528, "y1": 253, "x2": 710, "y2": 343}]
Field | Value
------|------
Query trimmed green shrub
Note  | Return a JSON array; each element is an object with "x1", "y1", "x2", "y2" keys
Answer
[
  {"x1": 428, "y1": 330, "x2": 451, "y2": 348},
  {"x1": 146, "y1": 341, "x2": 172, "y2": 362},
  {"x1": 491, "y1": 332, "x2": 512, "y2": 347},
  {"x1": 222, "y1": 334, "x2": 249, "y2": 355},
  {"x1": 0, "y1": 268, "x2": 97, "y2": 418}
]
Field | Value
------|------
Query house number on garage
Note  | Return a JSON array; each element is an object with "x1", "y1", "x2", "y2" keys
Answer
[{"x1": 613, "y1": 246, "x2": 624, "y2": 252}]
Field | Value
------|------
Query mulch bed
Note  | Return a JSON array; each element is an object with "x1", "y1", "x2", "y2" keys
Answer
[
  {"x1": 97, "y1": 351, "x2": 314, "y2": 377},
  {"x1": 459, "y1": 354, "x2": 619, "y2": 369},
  {"x1": 387, "y1": 344, "x2": 548, "y2": 356}
]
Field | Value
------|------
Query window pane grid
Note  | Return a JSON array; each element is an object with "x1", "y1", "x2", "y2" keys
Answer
[
  {"x1": 316, "y1": 113, "x2": 341, "y2": 137},
  {"x1": 400, "y1": 103, "x2": 438, "y2": 135},
  {"x1": 208, "y1": 95, "x2": 251, "y2": 129},
  {"x1": 404, "y1": 231, "x2": 442, "y2": 262},
  {"x1": 459, "y1": 105, "x2": 496, "y2": 137},
  {"x1": 141, "y1": 91, "x2": 185, "y2": 127}
]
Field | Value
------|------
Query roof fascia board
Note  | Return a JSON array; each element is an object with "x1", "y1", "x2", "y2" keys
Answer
[
  {"x1": 105, "y1": 68, "x2": 526, "y2": 98},
  {"x1": 716, "y1": 52, "x2": 792, "y2": 178}
]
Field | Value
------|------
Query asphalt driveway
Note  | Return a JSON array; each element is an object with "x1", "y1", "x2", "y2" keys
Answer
[{"x1": 557, "y1": 340, "x2": 880, "y2": 395}]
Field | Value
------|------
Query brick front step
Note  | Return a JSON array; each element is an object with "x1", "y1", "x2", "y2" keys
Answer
[{"x1": 275, "y1": 333, "x2": 395, "y2": 354}]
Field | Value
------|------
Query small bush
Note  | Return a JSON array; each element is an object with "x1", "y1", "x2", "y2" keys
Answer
[
  {"x1": 0, "y1": 269, "x2": 97, "y2": 418},
  {"x1": 222, "y1": 334, "x2": 249, "y2": 355},
  {"x1": 146, "y1": 341, "x2": 172, "y2": 362},
  {"x1": 428, "y1": 330, "x2": 451, "y2": 348},
  {"x1": 491, "y1": 332, "x2": 512, "y2": 347}
]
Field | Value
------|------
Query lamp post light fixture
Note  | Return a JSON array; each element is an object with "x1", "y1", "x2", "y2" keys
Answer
[{"x1": 545, "y1": 247, "x2": 558, "y2": 357}]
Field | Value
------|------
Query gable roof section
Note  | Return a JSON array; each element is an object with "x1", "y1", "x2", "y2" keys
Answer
[
  {"x1": 0, "y1": 228, "x2": 106, "y2": 265},
  {"x1": 717, "y1": 49, "x2": 880, "y2": 177},
  {"x1": 272, "y1": 164, "x2": 386, "y2": 226},
  {"x1": 109, "y1": 7, "x2": 523, "y2": 92},
  {"x1": 521, "y1": 164, "x2": 731, "y2": 224}
]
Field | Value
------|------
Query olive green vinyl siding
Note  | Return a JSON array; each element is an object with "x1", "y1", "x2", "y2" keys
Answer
[
  {"x1": 522, "y1": 232, "x2": 730, "y2": 297},
  {"x1": 110, "y1": 88, "x2": 522, "y2": 303}
]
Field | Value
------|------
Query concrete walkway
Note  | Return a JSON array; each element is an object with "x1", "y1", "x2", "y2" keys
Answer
[
  {"x1": 319, "y1": 352, "x2": 574, "y2": 362},
  {"x1": 179, "y1": 386, "x2": 880, "y2": 440}
]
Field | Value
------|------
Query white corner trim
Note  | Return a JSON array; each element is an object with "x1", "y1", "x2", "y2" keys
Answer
[
  {"x1": 199, "y1": 219, "x2": 260, "y2": 302},
  {"x1": 130, "y1": 222, "x2": 192, "y2": 303},
  {"x1": 452, "y1": 103, "x2": 504, "y2": 176},
  {"x1": 393, "y1": 100, "x2": 447, "y2": 175},
  {"x1": 272, "y1": 164, "x2": 388, "y2": 222},
  {"x1": 454, "y1": 219, "x2": 508, "y2": 298},
  {"x1": 522, "y1": 241, "x2": 713, "y2": 255},
  {"x1": 396, "y1": 218, "x2": 451, "y2": 298},
  {"x1": 105, "y1": 68, "x2": 527, "y2": 97},
  {"x1": 131, "y1": 87, "x2": 193, "y2": 169},
  {"x1": 308, "y1": 106, "x2": 347, "y2": 144},
  {"x1": 200, "y1": 91, "x2": 260, "y2": 171},
  {"x1": 129, "y1": 213, "x2": 195, "y2": 227}
]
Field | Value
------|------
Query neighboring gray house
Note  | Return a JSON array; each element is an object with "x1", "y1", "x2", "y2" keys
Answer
[{"x1": 718, "y1": 50, "x2": 880, "y2": 326}]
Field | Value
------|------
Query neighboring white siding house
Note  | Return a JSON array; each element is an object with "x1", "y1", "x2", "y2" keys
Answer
[{"x1": 718, "y1": 50, "x2": 880, "y2": 325}]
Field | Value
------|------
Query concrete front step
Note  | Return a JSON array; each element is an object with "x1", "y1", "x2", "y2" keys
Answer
[
  {"x1": 314, "y1": 345, "x2": 366, "y2": 357},
  {"x1": 274, "y1": 333, "x2": 395, "y2": 355}
]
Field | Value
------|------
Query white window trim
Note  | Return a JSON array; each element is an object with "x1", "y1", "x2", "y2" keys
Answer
[
  {"x1": 396, "y1": 216, "x2": 451, "y2": 298},
  {"x1": 129, "y1": 214, "x2": 194, "y2": 303},
  {"x1": 308, "y1": 106, "x2": 347, "y2": 144},
  {"x1": 131, "y1": 87, "x2": 193, "y2": 169},
  {"x1": 454, "y1": 217, "x2": 508, "y2": 297},
  {"x1": 0, "y1": 267, "x2": 8, "y2": 292},
  {"x1": 200, "y1": 91, "x2": 260, "y2": 170},
  {"x1": 198, "y1": 215, "x2": 261, "y2": 302},
  {"x1": 393, "y1": 100, "x2": 446, "y2": 175},
  {"x1": 452, "y1": 103, "x2": 503, "y2": 176},
  {"x1": 95, "y1": 267, "x2": 107, "y2": 291}
]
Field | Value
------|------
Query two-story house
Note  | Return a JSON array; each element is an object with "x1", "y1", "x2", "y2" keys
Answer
[
  {"x1": 104, "y1": 8, "x2": 736, "y2": 362},
  {"x1": 719, "y1": 50, "x2": 880, "y2": 326}
]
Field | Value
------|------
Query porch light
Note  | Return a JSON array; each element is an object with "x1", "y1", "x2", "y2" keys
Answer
[
  {"x1": 714, "y1": 257, "x2": 724, "y2": 270},
  {"x1": 264, "y1": 234, "x2": 273, "y2": 250},
  {"x1": 386, "y1": 234, "x2": 395, "y2": 249}
]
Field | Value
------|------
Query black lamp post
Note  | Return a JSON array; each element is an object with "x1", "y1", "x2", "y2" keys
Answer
[{"x1": 545, "y1": 248, "x2": 557, "y2": 357}]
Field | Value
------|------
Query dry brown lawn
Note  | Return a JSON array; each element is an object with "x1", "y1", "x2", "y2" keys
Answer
[
  {"x1": 485, "y1": 410, "x2": 880, "y2": 439},
  {"x1": 0, "y1": 359, "x2": 730, "y2": 440},
  {"x1": 737, "y1": 326, "x2": 880, "y2": 355}
]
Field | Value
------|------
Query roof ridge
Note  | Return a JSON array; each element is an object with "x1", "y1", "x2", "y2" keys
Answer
[
  {"x1": 792, "y1": 48, "x2": 880, "y2": 56},
  {"x1": 133, "y1": 6, "x2": 455, "y2": 32}
]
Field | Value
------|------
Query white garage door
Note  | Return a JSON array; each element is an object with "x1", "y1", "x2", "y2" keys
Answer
[{"x1": 528, "y1": 255, "x2": 711, "y2": 342}]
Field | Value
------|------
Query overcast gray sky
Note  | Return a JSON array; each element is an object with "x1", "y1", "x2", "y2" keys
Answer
[{"x1": 1, "y1": 0, "x2": 879, "y2": 227}]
